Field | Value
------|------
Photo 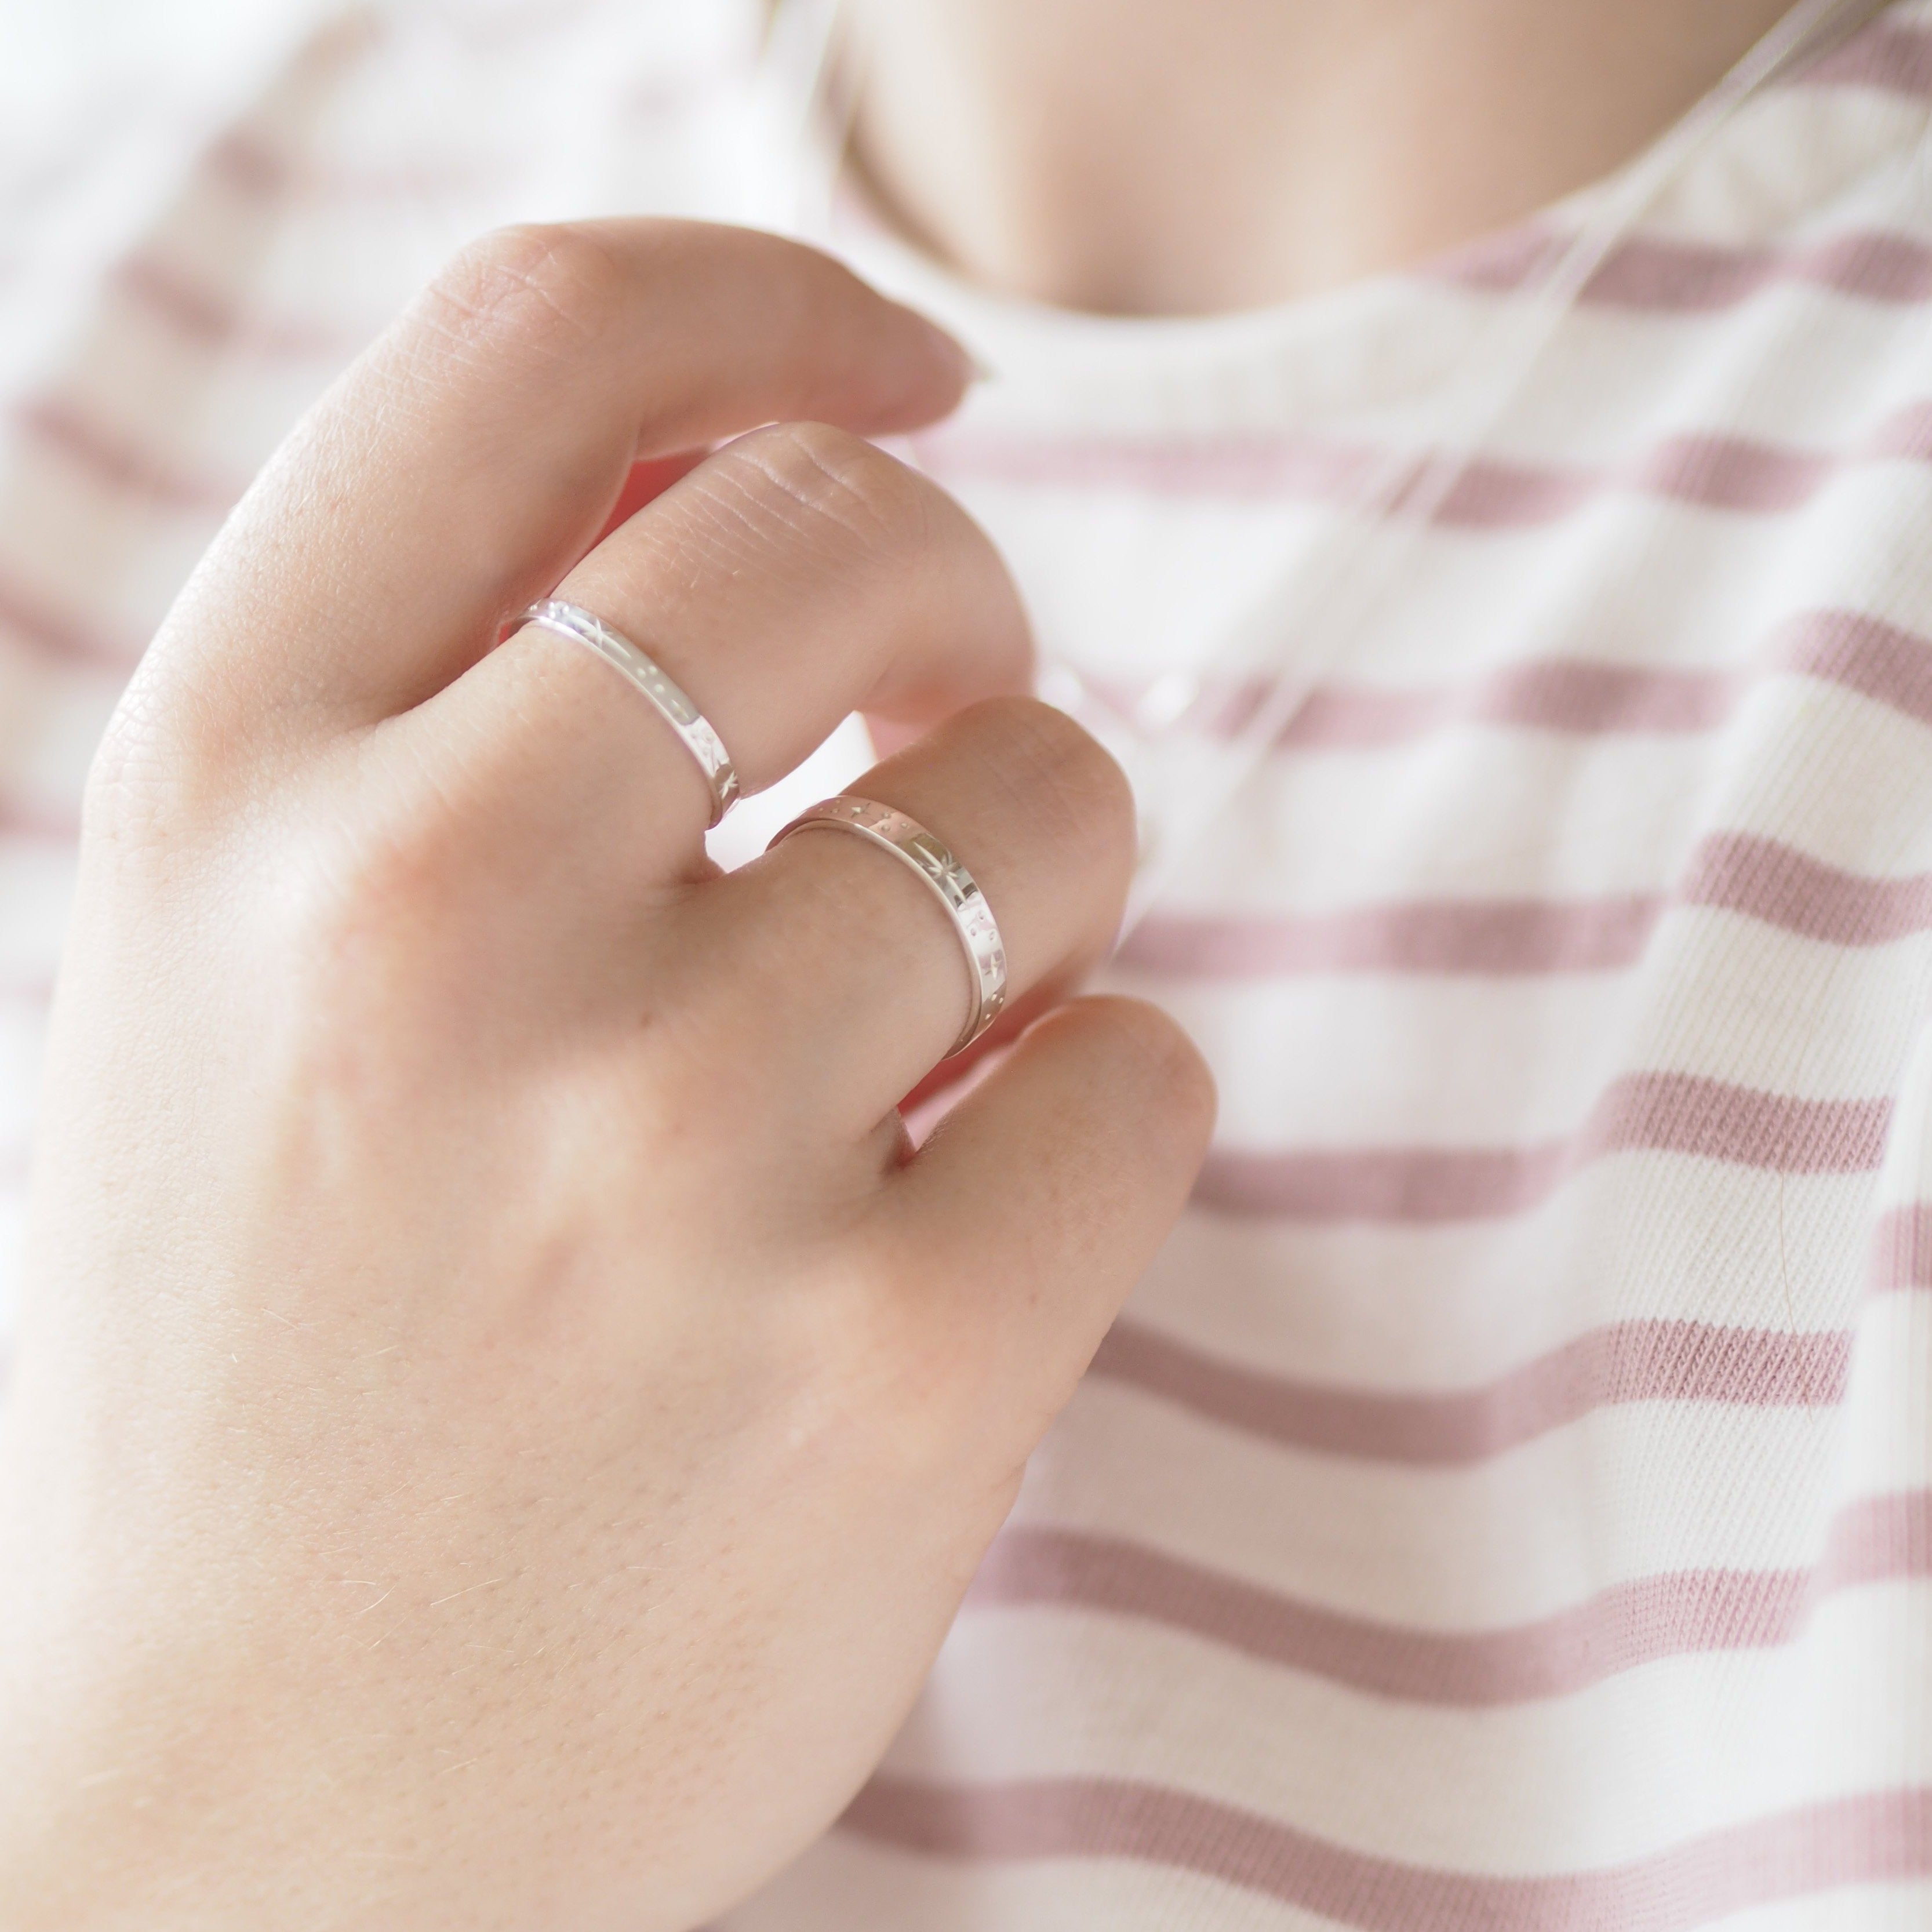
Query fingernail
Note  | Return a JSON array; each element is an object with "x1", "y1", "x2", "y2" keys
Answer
[{"x1": 908, "y1": 311, "x2": 976, "y2": 386}]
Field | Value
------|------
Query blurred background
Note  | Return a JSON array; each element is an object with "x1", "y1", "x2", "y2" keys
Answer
[
  {"x1": 0, "y1": 0, "x2": 322, "y2": 156},
  {"x1": 1, "y1": 0, "x2": 312, "y2": 128},
  {"x1": 1, "y1": 0, "x2": 333, "y2": 359},
  {"x1": 0, "y1": 0, "x2": 869, "y2": 873}
]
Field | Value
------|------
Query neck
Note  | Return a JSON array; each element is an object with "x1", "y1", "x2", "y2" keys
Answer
[{"x1": 836, "y1": 0, "x2": 1814, "y2": 315}]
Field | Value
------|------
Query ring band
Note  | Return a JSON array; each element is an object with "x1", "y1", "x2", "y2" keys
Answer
[
  {"x1": 515, "y1": 599, "x2": 740, "y2": 827},
  {"x1": 771, "y1": 796, "x2": 1009, "y2": 1058}
]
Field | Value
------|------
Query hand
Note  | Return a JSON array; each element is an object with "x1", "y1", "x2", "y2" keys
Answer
[{"x1": 0, "y1": 221, "x2": 1213, "y2": 1930}]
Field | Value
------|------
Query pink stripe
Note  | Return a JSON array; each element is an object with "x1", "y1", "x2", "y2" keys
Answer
[
  {"x1": 844, "y1": 1777, "x2": 1932, "y2": 1927},
  {"x1": 1122, "y1": 894, "x2": 1661, "y2": 976},
  {"x1": 1199, "y1": 1140, "x2": 1568, "y2": 1221},
  {"x1": 1684, "y1": 832, "x2": 1932, "y2": 944},
  {"x1": 0, "y1": 796, "x2": 81, "y2": 843},
  {"x1": 965, "y1": 1501, "x2": 1932, "y2": 1704},
  {"x1": 1600, "y1": 231, "x2": 1932, "y2": 310},
  {"x1": 1827, "y1": 1487, "x2": 1932, "y2": 1588},
  {"x1": 1803, "y1": 20, "x2": 1932, "y2": 98},
  {"x1": 1443, "y1": 227, "x2": 1932, "y2": 311},
  {"x1": 16, "y1": 398, "x2": 242, "y2": 515},
  {"x1": 969, "y1": 1529, "x2": 1800, "y2": 1704},
  {"x1": 1630, "y1": 434, "x2": 1834, "y2": 513},
  {"x1": 1866, "y1": 397, "x2": 1932, "y2": 461},
  {"x1": 1438, "y1": 437, "x2": 1831, "y2": 527},
  {"x1": 1198, "y1": 1074, "x2": 1891, "y2": 1222},
  {"x1": 1778, "y1": 607, "x2": 1932, "y2": 727},
  {"x1": 1090, "y1": 606, "x2": 1923, "y2": 761},
  {"x1": 1090, "y1": 1316, "x2": 1850, "y2": 1465},
  {"x1": 37, "y1": 326, "x2": 1932, "y2": 527},
  {"x1": 1428, "y1": 455, "x2": 1599, "y2": 527},
  {"x1": 1095, "y1": 656, "x2": 1742, "y2": 751},
  {"x1": 1123, "y1": 833, "x2": 1932, "y2": 980},
  {"x1": 113, "y1": 254, "x2": 351, "y2": 362},
  {"x1": 1868, "y1": 1202, "x2": 1932, "y2": 1290},
  {"x1": 914, "y1": 399, "x2": 1932, "y2": 523},
  {"x1": 0, "y1": 572, "x2": 144, "y2": 671},
  {"x1": 1465, "y1": 655, "x2": 1744, "y2": 732},
  {"x1": 1268, "y1": 679, "x2": 1455, "y2": 747},
  {"x1": 204, "y1": 128, "x2": 496, "y2": 205},
  {"x1": 204, "y1": 129, "x2": 292, "y2": 200}
]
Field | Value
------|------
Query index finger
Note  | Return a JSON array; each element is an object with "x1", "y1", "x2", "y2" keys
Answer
[{"x1": 150, "y1": 220, "x2": 972, "y2": 752}]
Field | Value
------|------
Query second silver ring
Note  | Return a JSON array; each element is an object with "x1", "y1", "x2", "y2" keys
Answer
[
  {"x1": 771, "y1": 796, "x2": 1009, "y2": 1059},
  {"x1": 515, "y1": 598, "x2": 740, "y2": 827}
]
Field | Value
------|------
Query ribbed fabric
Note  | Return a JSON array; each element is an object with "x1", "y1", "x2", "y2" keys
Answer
[{"x1": 3, "y1": 4, "x2": 1932, "y2": 1925}]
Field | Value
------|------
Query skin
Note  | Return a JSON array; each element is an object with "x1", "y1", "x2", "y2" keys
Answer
[
  {"x1": 0, "y1": 1, "x2": 1841, "y2": 1924},
  {"x1": 0, "y1": 225, "x2": 1212, "y2": 1927},
  {"x1": 841, "y1": 0, "x2": 1813, "y2": 313}
]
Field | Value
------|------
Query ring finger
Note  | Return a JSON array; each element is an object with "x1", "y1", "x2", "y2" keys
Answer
[
  {"x1": 395, "y1": 419, "x2": 1033, "y2": 886},
  {"x1": 660, "y1": 695, "x2": 1140, "y2": 1137}
]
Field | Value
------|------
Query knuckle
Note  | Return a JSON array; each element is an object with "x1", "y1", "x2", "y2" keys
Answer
[
  {"x1": 279, "y1": 799, "x2": 472, "y2": 1012},
  {"x1": 803, "y1": 1242, "x2": 983, "y2": 1444},
  {"x1": 722, "y1": 420, "x2": 935, "y2": 559},
  {"x1": 424, "y1": 221, "x2": 626, "y2": 362}
]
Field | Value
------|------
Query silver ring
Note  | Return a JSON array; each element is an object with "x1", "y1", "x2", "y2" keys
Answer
[
  {"x1": 771, "y1": 796, "x2": 1008, "y2": 1059},
  {"x1": 515, "y1": 599, "x2": 740, "y2": 827}
]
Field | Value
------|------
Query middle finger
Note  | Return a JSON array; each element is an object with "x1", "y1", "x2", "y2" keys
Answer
[{"x1": 406, "y1": 420, "x2": 1032, "y2": 884}]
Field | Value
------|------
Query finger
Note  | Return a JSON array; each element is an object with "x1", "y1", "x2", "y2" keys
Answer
[
  {"x1": 592, "y1": 449, "x2": 711, "y2": 546},
  {"x1": 874, "y1": 996, "x2": 1216, "y2": 1432},
  {"x1": 664, "y1": 697, "x2": 1138, "y2": 1132},
  {"x1": 419, "y1": 421, "x2": 1031, "y2": 873},
  {"x1": 154, "y1": 220, "x2": 971, "y2": 751}
]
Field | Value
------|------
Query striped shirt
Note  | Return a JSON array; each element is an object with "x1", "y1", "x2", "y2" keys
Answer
[{"x1": 4, "y1": 2, "x2": 1932, "y2": 1924}]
